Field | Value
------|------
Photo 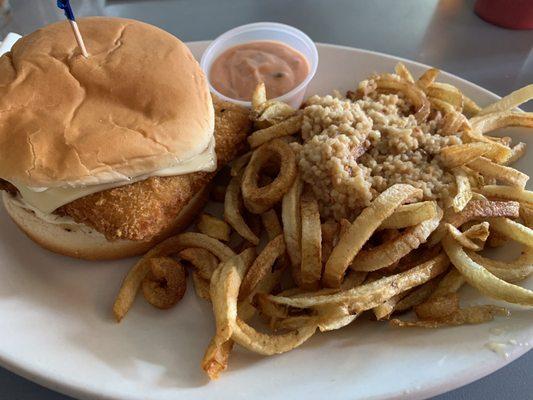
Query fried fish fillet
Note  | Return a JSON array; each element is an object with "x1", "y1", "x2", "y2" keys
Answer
[{"x1": 58, "y1": 99, "x2": 251, "y2": 241}]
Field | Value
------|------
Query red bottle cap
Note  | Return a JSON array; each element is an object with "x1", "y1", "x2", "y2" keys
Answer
[{"x1": 475, "y1": 0, "x2": 533, "y2": 30}]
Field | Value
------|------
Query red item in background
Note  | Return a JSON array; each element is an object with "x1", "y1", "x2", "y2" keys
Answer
[{"x1": 475, "y1": 0, "x2": 533, "y2": 30}]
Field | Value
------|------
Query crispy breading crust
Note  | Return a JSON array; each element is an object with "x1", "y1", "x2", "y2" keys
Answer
[
  {"x1": 0, "y1": 180, "x2": 16, "y2": 195},
  {"x1": 58, "y1": 99, "x2": 251, "y2": 241}
]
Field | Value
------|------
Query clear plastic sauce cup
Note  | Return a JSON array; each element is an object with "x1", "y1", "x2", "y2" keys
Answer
[{"x1": 200, "y1": 22, "x2": 319, "y2": 109}]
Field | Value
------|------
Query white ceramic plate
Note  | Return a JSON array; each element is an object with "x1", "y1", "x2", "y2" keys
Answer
[{"x1": 0, "y1": 41, "x2": 531, "y2": 400}]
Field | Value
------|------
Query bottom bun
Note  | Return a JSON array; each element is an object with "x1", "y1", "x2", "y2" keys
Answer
[{"x1": 2, "y1": 188, "x2": 208, "y2": 261}]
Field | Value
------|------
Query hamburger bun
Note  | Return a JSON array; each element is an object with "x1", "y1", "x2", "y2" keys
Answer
[
  {"x1": 0, "y1": 17, "x2": 214, "y2": 188},
  {"x1": 2, "y1": 187, "x2": 209, "y2": 260}
]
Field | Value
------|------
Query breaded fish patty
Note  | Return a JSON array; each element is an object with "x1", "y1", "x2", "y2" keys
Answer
[{"x1": 57, "y1": 99, "x2": 251, "y2": 241}]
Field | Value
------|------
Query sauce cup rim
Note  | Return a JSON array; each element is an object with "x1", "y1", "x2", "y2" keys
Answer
[{"x1": 200, "y1": 22, "x2": 319, "y2": 108}]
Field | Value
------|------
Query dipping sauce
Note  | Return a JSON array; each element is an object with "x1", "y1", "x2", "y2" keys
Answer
[{"x1": 209, "y1": 40, "x2": 310, "y2": 101}]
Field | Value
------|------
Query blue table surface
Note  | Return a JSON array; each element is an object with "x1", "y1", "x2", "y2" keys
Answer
[{"x1": 0, "y1": 1, "x2": 531, "y2": 399}]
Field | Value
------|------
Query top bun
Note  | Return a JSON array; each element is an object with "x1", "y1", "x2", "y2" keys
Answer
[{"x1": 0, "y1": 17, "x2": 214, "y2": 188}]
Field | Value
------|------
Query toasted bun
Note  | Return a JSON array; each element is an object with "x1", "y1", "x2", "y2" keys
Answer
[
  {"x1": 2, "y1": 188, "x2": 208, "y2": 260},
  {"x1": 0, "y1": 17, "x2": 214, "y2": 188}
]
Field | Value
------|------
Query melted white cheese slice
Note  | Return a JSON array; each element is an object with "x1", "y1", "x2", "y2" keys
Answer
[{"x1": 9, "y1": 137, "x2": 217, "y2": 214}]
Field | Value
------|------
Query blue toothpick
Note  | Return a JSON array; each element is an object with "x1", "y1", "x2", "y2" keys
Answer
[{"x1": 57, "y1": 0, "x2": 89, "y2": 57}]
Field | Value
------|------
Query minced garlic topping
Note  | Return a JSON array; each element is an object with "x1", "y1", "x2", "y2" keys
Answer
[{"x1": 294, "y1": 81, "x2": 463, "y2": 220}]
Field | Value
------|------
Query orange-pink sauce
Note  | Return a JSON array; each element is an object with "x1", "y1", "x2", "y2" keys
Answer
[{"x1": 209, "y1": 41, "x2": 310, "y2": 101}]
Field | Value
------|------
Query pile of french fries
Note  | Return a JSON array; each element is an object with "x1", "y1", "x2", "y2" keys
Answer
[{"x1": 112, "y1": 64, "x2": 533, "y2": 380}]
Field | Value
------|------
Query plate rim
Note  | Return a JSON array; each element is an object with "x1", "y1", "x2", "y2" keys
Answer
[{"x1": 0, "y1": 41, "x2": 530, "y2": 400}]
